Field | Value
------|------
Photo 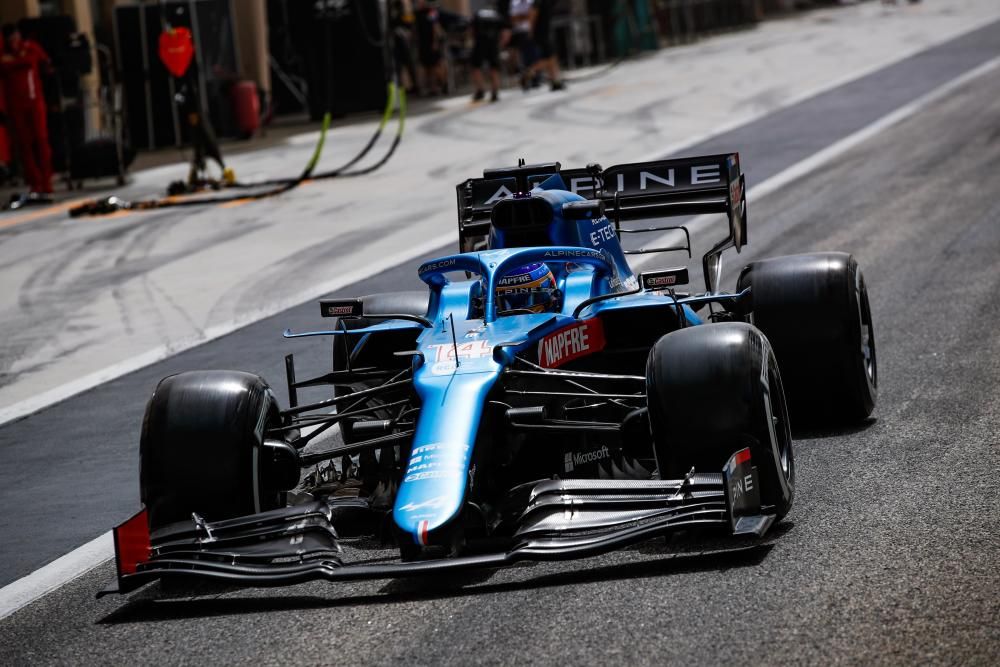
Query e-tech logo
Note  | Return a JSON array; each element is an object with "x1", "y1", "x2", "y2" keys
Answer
[
  {"x1": 564, "y1": 445, "x2": 611, "y2": 472},
  {"x1": 589, "y1": 222, "x2": 616, "y2": 246}
]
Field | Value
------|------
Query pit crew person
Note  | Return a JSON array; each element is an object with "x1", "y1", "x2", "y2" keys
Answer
[{"x1": 0, "y1": 24, "x2": 53, "y2": 195}]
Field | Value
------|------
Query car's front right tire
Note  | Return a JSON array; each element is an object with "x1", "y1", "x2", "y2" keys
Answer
[{"x1": 646, "y1": 322, "x2": 794, "y2": 518}]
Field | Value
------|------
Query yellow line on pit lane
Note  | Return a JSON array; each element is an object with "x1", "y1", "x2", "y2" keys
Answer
[{"x1": 0, "y1": 197, "x2": 94, "y2": 229}]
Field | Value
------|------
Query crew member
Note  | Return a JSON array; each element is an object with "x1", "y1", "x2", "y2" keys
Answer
[
  {"x1": 469, "y1": 5, "x2": 507, "y2": 103},
  {"x1": 414, "y1": 0, "x2": 448, "y2": 96},
  {"x1": 527, "y1": 0, "x2": 564, "y2": 91},
  {"x1": 0, "y1": 31, "x2": 11, "y2": 183},
  {"x1": 508, "y1": 0, "x2": 537, "y2": 88},
  {"x1": 0, "y1": 24, "x2": 53, "y2": 194}
]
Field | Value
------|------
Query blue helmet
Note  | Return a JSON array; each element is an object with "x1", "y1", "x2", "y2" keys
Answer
[{"x1": 496, "y1": 262, "x2": 559, "y2": 314}]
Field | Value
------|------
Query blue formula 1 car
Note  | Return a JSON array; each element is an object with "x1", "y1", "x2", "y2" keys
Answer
[{"x1": 101, "y1": 154, "x2": 877, "y2": 595}]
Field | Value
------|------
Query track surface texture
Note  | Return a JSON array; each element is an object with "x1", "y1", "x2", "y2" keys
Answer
[{"x1": 3, "y1": 13, "x2": 1000, "y2": 667}]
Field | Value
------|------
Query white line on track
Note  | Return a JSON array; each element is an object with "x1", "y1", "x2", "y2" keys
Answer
[
  {"x1": 0, "y1": 531, "x2": 111, "y2": 620},
  {"x1": 1, "y1": 51, "x2": 998, "y2": 625}
]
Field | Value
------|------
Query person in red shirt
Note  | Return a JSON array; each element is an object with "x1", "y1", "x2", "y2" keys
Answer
[
  {"x1": 0, "y1": 24, "x2": 53, "y2": 194},
  {"x1": 0, "y1": 32, "x2": 12, "y2": 182}
]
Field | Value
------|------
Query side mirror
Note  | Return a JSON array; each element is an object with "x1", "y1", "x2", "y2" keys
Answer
[
  {"x1": 319, "y1": 299, "x2": 363, "y2": 318},
  {"x1": 640, "y1": 267, "x2": 689, "y2": 291}
]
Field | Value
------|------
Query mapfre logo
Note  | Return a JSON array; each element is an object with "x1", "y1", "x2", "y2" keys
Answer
[{"x1": 538, "y1": 318, "x2": 605, "y2": 368}]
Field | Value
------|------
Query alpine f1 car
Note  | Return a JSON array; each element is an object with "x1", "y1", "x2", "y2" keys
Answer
[{"x1": 100, "y1": 153, "x2": 877, "y2": 596}]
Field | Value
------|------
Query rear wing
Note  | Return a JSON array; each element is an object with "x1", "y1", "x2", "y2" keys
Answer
[{"x1": 454, "y1": 154, "x2": 747, "y2": 257}]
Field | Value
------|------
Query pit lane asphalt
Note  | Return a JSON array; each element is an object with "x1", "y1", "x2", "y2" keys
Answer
[{"x1": 3, "y1": 30, "x2": 1000, "y2": 667}]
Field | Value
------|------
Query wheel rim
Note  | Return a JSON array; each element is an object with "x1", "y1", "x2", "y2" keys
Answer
[
  {"x1": 858, "y1": 274, "x2": 877, "y2": 388},
  {"x1": 768, "y1": 363, "x2": 793, "y2": 482}
]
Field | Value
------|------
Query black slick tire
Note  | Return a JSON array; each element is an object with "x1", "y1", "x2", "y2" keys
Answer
[
  {"x1": 646, "y1": 322, "x2": 794, "y2": 518},
  {"x1": 331, "y1": 291, "x2": 429, "y2": 390},
  {"x1": 330, "y1": 292, "x2": 428, "y2": 491},
  {"x1": 737, "y1": 252, "x2": 877, "y2": 424},
  {"x1": 140, "y1": 370, "x2": 282, "y2": 532}
]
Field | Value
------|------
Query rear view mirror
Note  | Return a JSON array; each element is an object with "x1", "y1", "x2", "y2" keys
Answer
[
  {"x1": 319, "y1": 299, "x2": 363, "y2": 318},
  {"x1": 640, "y1": 267, "x2": 689, "y2": 291}
]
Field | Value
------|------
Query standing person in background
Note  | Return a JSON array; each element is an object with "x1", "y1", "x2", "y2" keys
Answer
[
  {"x1": 508, "y1": 0, "x2": 538, "y2": 89},
  {"x1": 527, "y1": 0, "x2": 565, "y2": 91},
  {"x1": 414, "y1": 0, "x2": 449, "y2": 96},
  {"x1": 0, "y1": 24, "x2": 53, "y2": 195},
  {"x1": 389, "y1": 0, "x2": 417, "y2": 95},
  {"x1": 0, "y1": 31, "x2": 11, "y2": 184},
  {"x1": 469, "y1": 4, "x2": 507, "y2": 102}
]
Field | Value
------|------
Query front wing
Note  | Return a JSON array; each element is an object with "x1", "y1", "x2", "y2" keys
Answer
[{"x1": 99, "y1": 448, "x2": 772, "y2": 596}]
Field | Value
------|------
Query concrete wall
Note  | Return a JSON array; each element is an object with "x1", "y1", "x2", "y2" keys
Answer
[
  {"x1": 0, "y1": 0, "x2": 40, "y2": 25},
  {"x1": 232, "y1": 0, "x2": 271, "y2": 98}
]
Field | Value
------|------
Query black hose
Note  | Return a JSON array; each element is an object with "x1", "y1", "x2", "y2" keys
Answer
[{"x1": 339, "y1": 88, "x2": 407, "y2": 178}]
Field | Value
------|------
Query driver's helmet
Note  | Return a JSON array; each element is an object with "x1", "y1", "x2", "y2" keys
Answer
[{"x1": 496, "y1": 262, "x2": 559, "y2": 314}]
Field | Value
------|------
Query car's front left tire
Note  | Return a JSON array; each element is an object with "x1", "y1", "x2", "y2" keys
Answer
[{"x1": 140, "y1": 370, "x2": 296, "y2": 532}]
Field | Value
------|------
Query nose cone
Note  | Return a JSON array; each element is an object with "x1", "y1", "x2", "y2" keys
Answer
[{"x1": 392, "y1": 371, "x2": 498, "y2": 547}]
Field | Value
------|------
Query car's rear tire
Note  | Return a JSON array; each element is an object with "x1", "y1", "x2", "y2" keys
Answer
[
  {"x1": 646, "y1": 322, "x2": 794, "y2": 518},
  {"x1": 331, "y1": 291, "x2": 429, "y2": 436},
  {"x1": 331, "y1": 291, "x2": 429, "y2": 395},
  {"x1": 140, "y1": 370, "x2": 289, "y2": 532},
  {"x1": 737, "y1": 252, "x2": 876, "y2": 424}
]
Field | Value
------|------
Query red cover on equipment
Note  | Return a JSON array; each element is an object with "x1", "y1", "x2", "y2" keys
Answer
[
  {"x1": 158, "y1": 27, "x2": 194, "y2": 78},
  {"x1": 231, "y1": 80, "x2": 260, "y2": 138}
]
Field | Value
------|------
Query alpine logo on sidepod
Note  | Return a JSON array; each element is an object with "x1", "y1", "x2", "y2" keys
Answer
[{"x1": 538, "y1": 318, "x2": 605, "y2": 368}]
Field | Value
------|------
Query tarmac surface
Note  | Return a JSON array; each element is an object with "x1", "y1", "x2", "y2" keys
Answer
[{"x1": 1, "y1": 3, "x2": 1000, "y2": 665}]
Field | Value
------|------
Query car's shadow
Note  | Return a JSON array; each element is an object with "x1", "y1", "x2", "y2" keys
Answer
[{"x1": 97, "y1": 523, "x2": 792, "y2": 625}]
